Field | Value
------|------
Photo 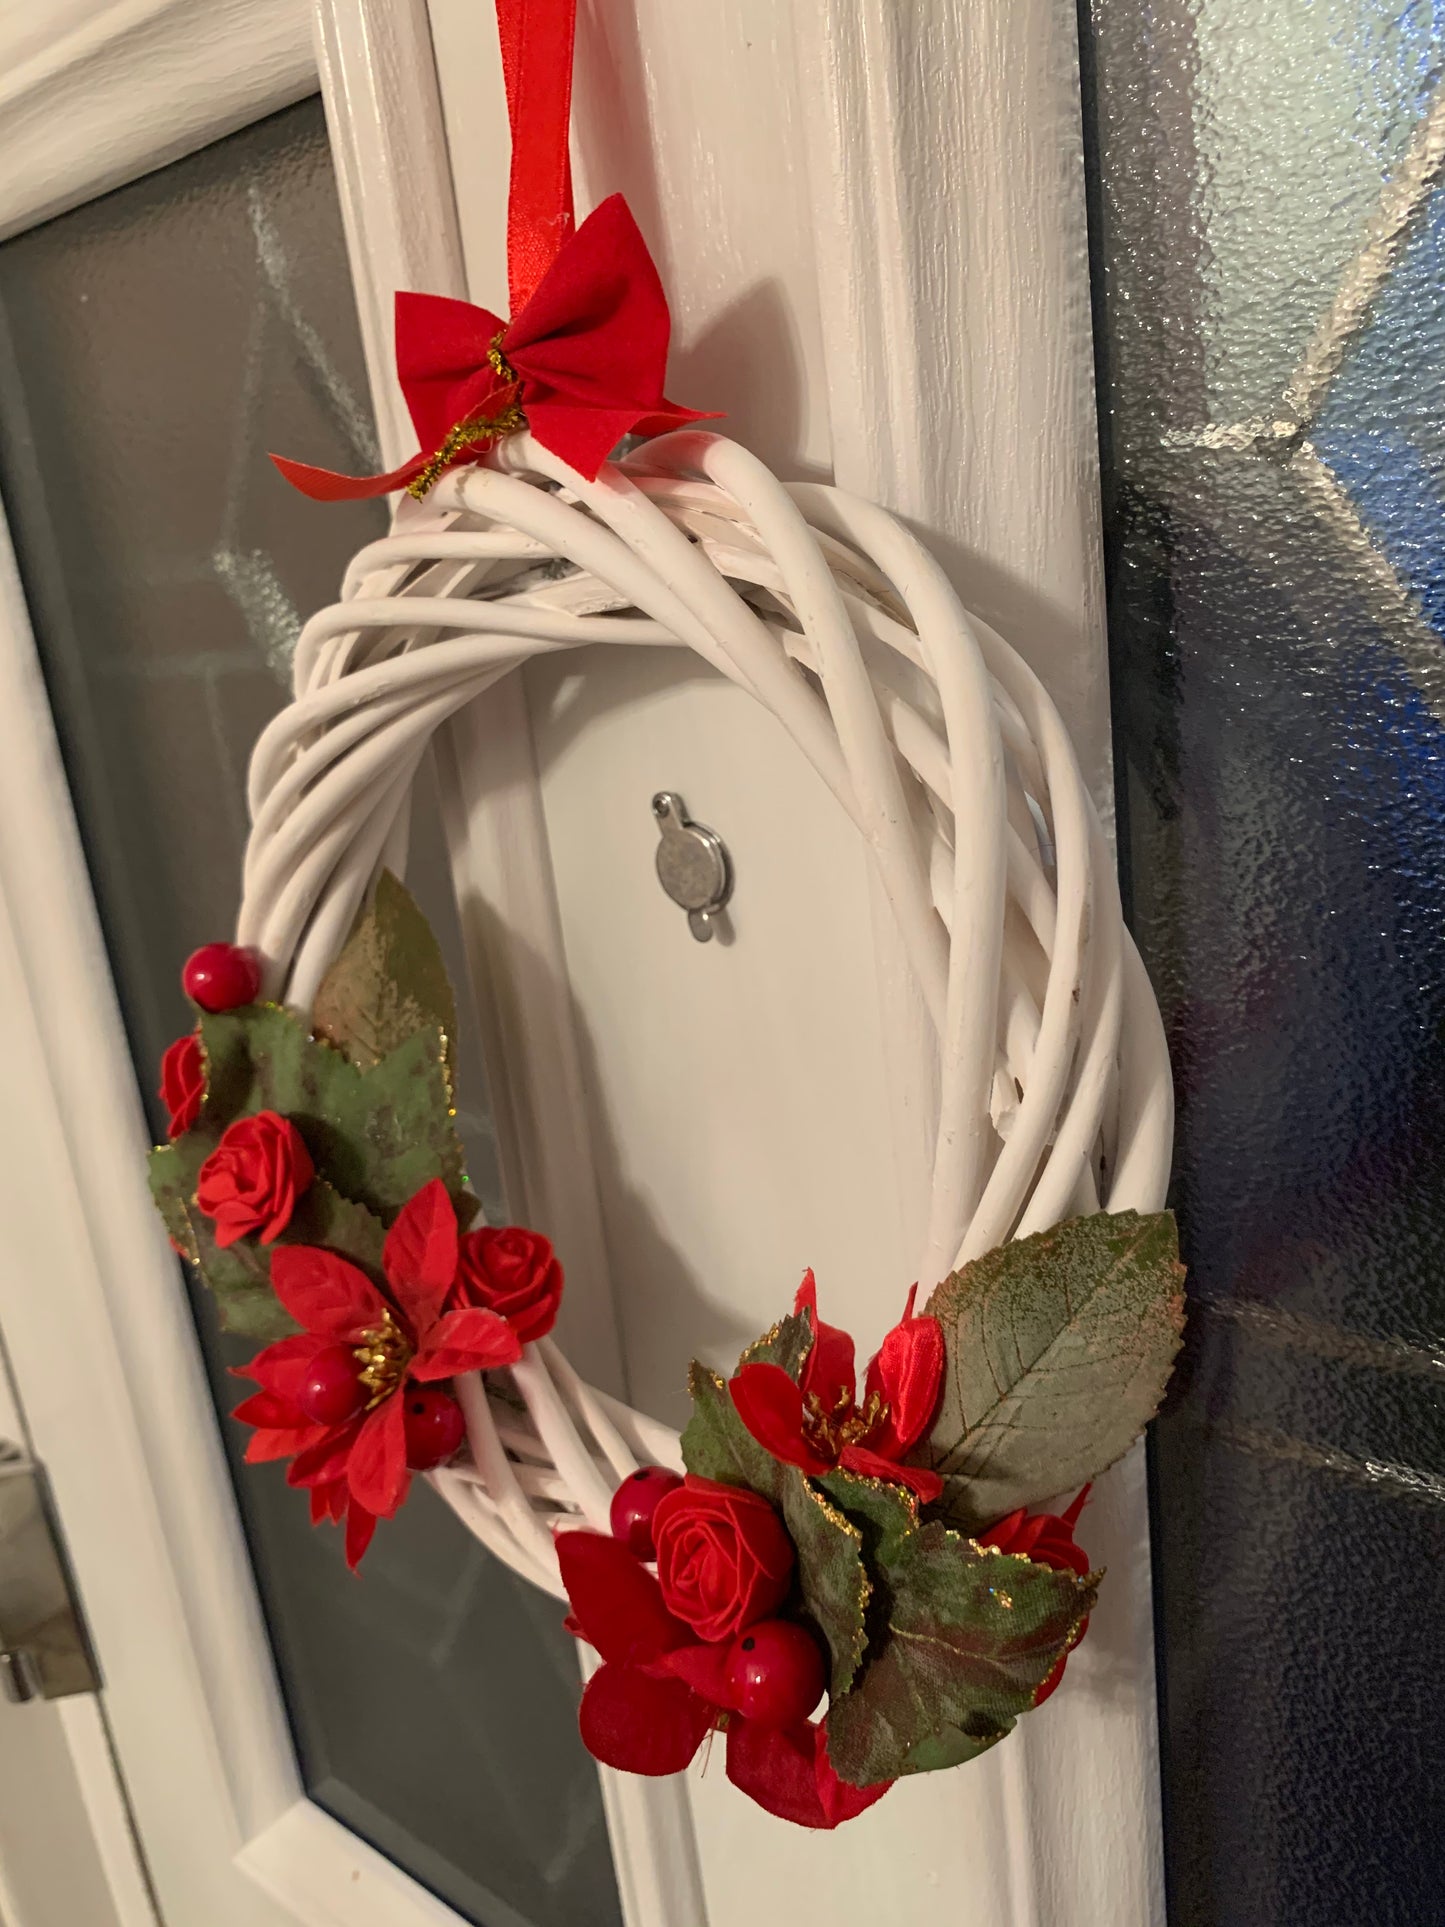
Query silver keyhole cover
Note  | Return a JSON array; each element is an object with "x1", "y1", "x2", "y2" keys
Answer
[{"x1": 651, "y1": 792, "x2": 733, "y2": 942}]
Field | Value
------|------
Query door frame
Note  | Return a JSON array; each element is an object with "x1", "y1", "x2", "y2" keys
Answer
[
  {"x1": 0, "y1": 2, "x2": 692, "y2": 1923},
  {"x1": 0, "y1": 2, "x2": 1166, "y2": 1924}
]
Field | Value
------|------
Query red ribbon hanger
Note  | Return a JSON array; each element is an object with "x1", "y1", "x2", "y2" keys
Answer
[{"x1": 273, "y1": 0, "x2": 712, "y2": 500}]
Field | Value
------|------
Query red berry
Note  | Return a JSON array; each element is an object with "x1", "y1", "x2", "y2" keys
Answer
[
  {"x1": 609, "y1": 1465, "x2": 684, "y2": 1559},
  {"x1": 297, "y1": 1345, "x2": 367, "y2": 1427},
  {"x1": 725, "y1": 1620, "x2": 825, "y2": 1728},
  {"x1": 183, "y1": 943, "x2": 261, "y2": 1012},
  {"x1": 403, "y1": 1388, "x2": 466, "y2": 1470}
]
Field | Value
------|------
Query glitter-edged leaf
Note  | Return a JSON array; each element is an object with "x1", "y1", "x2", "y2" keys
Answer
[
  {"x1": 737, "y1": 1307, "x2": 813, "y2": 1380},
  {"x1": 681, "y1": 1359, "x2": 782, "y2": 1493},
  {"x1": 682, "y1": 1364, "x2": 869, "y2": 1694},
  {"x1": 201, "y1": 1004, "x2": 472, "y2": 1224},
  {"x1": 312, "y1": 871, "x2": 458, "y2": 1088},
  {"x1": 781, "y1": 1479, "x2": 869, "y2": 1696},
  {"x1": 825, "y1": 1523, "x2": 1093, "y2": 1787},
  {"x1": 922, "y1": 1211, "x2": 1186, "y2": 1530},
  {"x1": 817, "y1": 1468, "x2": 918, "y2": 1568}
]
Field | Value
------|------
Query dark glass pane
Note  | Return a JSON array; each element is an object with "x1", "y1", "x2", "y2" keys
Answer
[
  {"x1": 0, "y1": 98, "x2": 620, "y2": 1927},
  {"x1": 1081, "y1": 4, "x2": 1445, "y2": 1923}
]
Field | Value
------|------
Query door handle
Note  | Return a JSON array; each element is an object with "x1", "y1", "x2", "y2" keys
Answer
[{"x1": 0, "y1": 1442, "x2": 98, "y2": 1703}]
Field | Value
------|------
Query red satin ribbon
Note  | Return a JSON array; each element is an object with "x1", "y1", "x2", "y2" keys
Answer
[
  {"x1": 273, "y1": 0, "x2": 712, "y2": 497},
  {"x1": 497, "y1": 0, "x2": 576, "y2": 314}
]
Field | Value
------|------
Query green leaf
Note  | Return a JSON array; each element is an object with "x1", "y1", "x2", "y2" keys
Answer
[
  {"x1": 825, "y1": 1523, "x2": 1094, "y2": 1786},
  {"x1": 681, "y1": 1365, "x2": 869, "y2": 1695},
  {"x1": 286, "y1": 1177, "x2": 387, "y2": 1275},
  {"x1": 200, "y1": 1005, "x2": 469, "y2": 1223},
  {"x1": 901, "y1": 1723, "x2": 1010, "y2": 1777},
  {"x1": 817, "y1": 1469, "x2": 918, "y2": 1568},
  {"x1": 737, "y1": 1307, "x2": 813, "y2": 1378},
  {"x1": 780, "y1": 1478, "x2": 869, "y2": 1695},
  {"x1": 923, "y1": 1210, "x2": 1186, "y2": 1529},
  {"x1": 147, "y1": 1140, "x2": 195, "y2": 1259},
  {"x1": 311, "y1": 871, "x2": 459, "y2": 1089},
  {"x1": 681, "y1": 1360, "x2": 783, "y2": 1493}
]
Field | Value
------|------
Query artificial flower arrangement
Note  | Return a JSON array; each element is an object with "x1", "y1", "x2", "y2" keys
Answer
[{"x1": 149, "y1": 874, "x2": 1185, "y2": 1827}]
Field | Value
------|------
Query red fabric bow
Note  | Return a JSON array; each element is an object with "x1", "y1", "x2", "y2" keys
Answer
[
  {"x1": 729, "y1": 1273, "x2": 946, "y2": 1500},
  {"x1": 272, "y1": 194, "x2": 713, "y2": 500},
  {"x1": 557, "y1": 1530, "x2": 891, "y2": 1829}
]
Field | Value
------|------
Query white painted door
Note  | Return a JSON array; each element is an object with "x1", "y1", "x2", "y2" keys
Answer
[{"x1": 0, "y1": 2, "x2": 1164, "y2": 1925}]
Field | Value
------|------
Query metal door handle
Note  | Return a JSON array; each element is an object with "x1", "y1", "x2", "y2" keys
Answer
[{"x1": 0, "y1": 1442, "x2": 98, "y2": 1703}]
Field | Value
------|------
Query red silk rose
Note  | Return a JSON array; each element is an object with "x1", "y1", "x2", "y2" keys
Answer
[
  {"x1": 232, "y1": 1179, "x2": 521, "y2": 1567},
  {"x1": 978, "y1": 1487, "x2": 1092, "y2": 1705},
  {"x1": 651, "y1": 1474, "x2": 794, "y2": 1642},
  {"x1": 196, "y1": 1111, "x2": 313, "y2": 1247},
  {"x1": 558, "y1": 1529, "x2": 891, "y2": 1828},
  {"x1": 453, "y1": 1224, "x2": 563, "y2": 1342},
  {"x1": 159, "y1": 1032, "x2": 204, "y2": 1139},
  {"x1": 729, "y1": 1273, "x2": 945, "y2": 1500}
]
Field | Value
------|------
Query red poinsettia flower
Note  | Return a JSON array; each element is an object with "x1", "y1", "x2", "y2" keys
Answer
[
  {"x1": 729, "y1": 1273, "x2": 945, "y2": 1501},
  {"x1": 232, "y1": 1179, "x2": 521, "y2": 1567},
  {"x1": 978, "y1": 1487, "x2": 1092, "y2": 1705},
  {"x1": 557, "y1": 1530, "x2": 891, "y2": 1830}
]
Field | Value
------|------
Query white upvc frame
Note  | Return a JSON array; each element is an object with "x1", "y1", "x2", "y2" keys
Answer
[
  {"x1": 0, "y1": 2, "x2": 674, "y2": 1925},
  {"x1": 0, "y1": 2, "x2": 1165, "y2": 1925}
]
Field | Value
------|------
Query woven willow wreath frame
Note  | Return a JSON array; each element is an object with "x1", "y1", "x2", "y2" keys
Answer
[{"x1": 235, "y1": 427, "x2": 1173, "y2": 1602}]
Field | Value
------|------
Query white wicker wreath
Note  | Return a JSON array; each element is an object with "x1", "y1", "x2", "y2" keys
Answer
[{"x1": 234, "y1": 427, "x2": 1173, "y2": 1602}]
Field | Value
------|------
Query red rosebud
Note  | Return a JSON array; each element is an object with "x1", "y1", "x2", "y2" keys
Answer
[
  {"x1": 652, "y1": 1474, "x2": 794, "y2": 1643},
  {"x1": 977, "y1": 1487, "x2": 1092, "y2": 1705},
  {"x1": 196, "y1": 1111, "x2": 314, "y2": 1248},
  {"x1": 453, "y1": 1225, "x2": 563, "y2": 1342},
  {"x1": 729, "y1": 1274, "x2": 945, "y2": 1500},
  {"x1": 159, "y1": 1033, "x2": 205, "y2": 1139}
]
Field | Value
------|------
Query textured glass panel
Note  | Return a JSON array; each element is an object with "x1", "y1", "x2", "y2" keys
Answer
[
  {"x1": 0, "y1": 99, "x2": 620, "y2": 1927},
  {"x1": 1082, "y1": 3, "x2": 1445, "y2": 1922}
]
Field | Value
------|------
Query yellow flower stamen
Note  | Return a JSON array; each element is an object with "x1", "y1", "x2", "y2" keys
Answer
[{"x1": 354, "y1": 1309, "x2": 413, "y2": 1408}]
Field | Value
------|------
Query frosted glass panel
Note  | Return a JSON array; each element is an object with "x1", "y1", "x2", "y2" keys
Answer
[
  {"x1": 1083, "y1": 3, "x2": 1445, "y2": 1922},
  {"x1": 0, "y1": 97, "x2": 620, "y2": 1927}
]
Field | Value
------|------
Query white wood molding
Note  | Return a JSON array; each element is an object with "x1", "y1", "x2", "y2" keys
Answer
[
  {"x1": 427, "y1": 3, "x2": 1163, "y2": 1924},
  {"x1": 0, "y1": 429, "x2": 550, "y2": 1927},
  {"x1": 314, "y1": 0, "x2": 467, "y2": 461},
  {"x1": 0, "y1": 1, "x2": 1164, "y2": 1922},
  {"x1": 791, "y1": 0, "x2": 1115, "y2": 803},
  {"x1": 788, "y1": 8, "x2": 1164, "y2": 1923},
  {"x1": 0, "y1": 0, "x2": 317, "y2": 243},
  {"x1": 0, "y1": 508, "x2": 295, "y2": 1927},
  {"x1": 317, "y1": 6, "x2": 693, "y2": 1918}
]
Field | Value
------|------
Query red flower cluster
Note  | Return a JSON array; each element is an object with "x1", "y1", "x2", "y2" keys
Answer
[
  {"x1": 978, "y1": 1488, "x2": 1093, "y2": 1704},
  {"x1": 233, "y1": 1180, "x2": 552, "y2": 1566},
  {"x1": 559, "y1": 1490, "x2": 891, "y2": 1830},
  {"x1": 730, "y1": 1273, "x2": 944, "y2": 1500}
]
